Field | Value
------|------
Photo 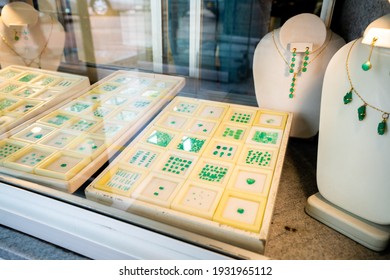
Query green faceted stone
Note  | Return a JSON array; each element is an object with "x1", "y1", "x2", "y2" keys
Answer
[
  {"x1": 302, "y1": 67, "x2": 307, "y2": 72},
  {"x1": 291, "y1": 83, "x2": 295, "y2": 87},
  {"x1": 290, "y1": 63, "x2": 295, "y2": 68},
  {"x1": 289, "y1": 93, "x2": 294, "y2": 98},
  {"x1": 343, "y1": 91, "x2": 353, "y2": 104},
  {"x1": 378, "y1": 120, "x2": 386, "y2": 135},
  {"x1": 362, "y1": 61, "x2": 372, "y2": 71},
  {"x1": 289, "y1": 68, "x2": 294, "y2": 73},
  {"x1": 290, "y1": 88, "x2": 294, "y2": 92},
  {"x1": 357, "y1": 105, "x2": 366, "y2": 121},
  {"x1": 246, "y1": 178, "x2": 256, "y2": 185}
]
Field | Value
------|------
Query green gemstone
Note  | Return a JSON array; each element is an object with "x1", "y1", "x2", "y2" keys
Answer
[
  {"x1": 289, "y1": 93, "x2": 294, "y2": 98},
  {"x1": 303, "y1": 61, "x2": 308, "y2": 66},
  {"x1": 304, "y1": 56, "x2": 309, "y2": 60},
  {"x1": 291, "y1": 83, "x2": 295, "y2": 87},
  {"x1": 290, "y1": 63, "x2": 295, "y2": 68},
  {"x1": 292, "y1": 57, "x2": 296, "y2": 62},
  {"x1": 289, "y1": 68, "x2": 294, "y2": 73},
  {"x1": 246, "y1": 178, "x2": 256, "y2": 185},
  {"x1": 290, "y1": 88, "x2": 294, "y2": 92},
  {"x1": 237, "y1": 208, "x2": 245, "y2": 214},
  {"x1": 362, "y1": 61, "x2": 372, "y2": 71},
  {"x1": 343, "y1": 91, "x2": 353, "y2": 104},
  {"x1": 378, "y1": 120, "x2": 386, "y2": 135},
  {"x1": 302, "y1": 67, "x2": 307, "y2": 72},
  {"x1": 357, "y1": 105, "x2": 366, "y2": 121}
]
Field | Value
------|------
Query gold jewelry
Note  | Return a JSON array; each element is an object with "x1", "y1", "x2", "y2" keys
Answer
[
  {"x1": 361, "y1": 37, "x2": 378, "y2": 71},
  {"x1": 0, "y1": 16, "x2": 53, "y2": 69},
  {"x1": 272, "y1": 30, "x2": 333, "y2": 98},
  {"x1": 344, "y1": 38, "x2": 389, "y2": 135}
]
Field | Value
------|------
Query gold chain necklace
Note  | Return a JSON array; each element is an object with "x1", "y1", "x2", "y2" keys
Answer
[
  {"x1": 343, "y1": 38, "x2": 389, "y2": 135},
  {"x1": 272, "y1": 29, "x2": 333, "y2": 98},
  {"x1": 0, "y1": 16, "x2": 53, "y2": 69}
]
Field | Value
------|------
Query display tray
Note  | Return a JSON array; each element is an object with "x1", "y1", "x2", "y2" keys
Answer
[
  {"x1": 0, "y1": 71, "x2": 185, "y2": 193},
  {"x1": 85, "y1": 96, "x2": 292, "y2": 253},
  {"x1": 0, "y1": 65, "x2": 90, "y2": 135}
]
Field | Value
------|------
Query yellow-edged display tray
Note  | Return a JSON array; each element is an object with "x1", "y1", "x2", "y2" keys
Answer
[
  {"x1": 0, "y1": 71, "x2": 185, "y2": 193},
  {"x1": 85, "y1": 96, "x2": 292, "y2": 253},
  {"x1": 0, "y1": 65, "x2": 90, "y2": 135}
]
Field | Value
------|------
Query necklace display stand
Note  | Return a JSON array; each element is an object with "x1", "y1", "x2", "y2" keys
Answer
[
  {"x1": 305, "y1": 14, "x2": 390, "y2": 251},
  {"x1": 0, "y1": 2, "x2": 65, "y2": 70},
  {"x1": 253, "y1": 13, "x2": 345, "y2": 138}
]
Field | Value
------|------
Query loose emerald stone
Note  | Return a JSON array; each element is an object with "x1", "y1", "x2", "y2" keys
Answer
[
  {"x1": 357, "y1": 105, "x2": 366, "y2": 121},
  {"x1": 246, "y1": 178, "x2": 256, "y2": 185},
  {"x1": 237, "y1": 208, "x2": 245, "y2": 214},
  {"x1": 343, "y1": 91, "x2": 353, "y2": 104}
]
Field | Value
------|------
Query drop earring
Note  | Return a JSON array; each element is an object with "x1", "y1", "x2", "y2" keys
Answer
[
  {"x1": 361, "y1": 37, "x2": 378, "y2": 71},
  {"x1": 288, "y1": 48, "x2": 297, "y2": 98},
  {"x1": 13, "y1": 29, "x2": 19, "y2": 41}
]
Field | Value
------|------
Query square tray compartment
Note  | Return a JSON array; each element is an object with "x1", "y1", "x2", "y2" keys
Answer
[
  {"x1": 131, "y1": 172, "x2": 184, "y2": 208},
  {"x1": 3, "y1": 145, "x2": 56, "y2": 173},
  {"x1": 213, "y1": 122, "x2": 250, "y2": 142},
  {"x1": 94, "y1": 164, "x2": 147, "y2": 197},
  {"x1": 185, "y1": 118, "x2": 218, "y2": 136},
  {"x1": 171, "y1": 180, "x2": 224, "y2": 220},
  {"x1": 34, "y1": 151, "x2": 91, "y2": 180},
  {"x1": 253, "y1": 109, "x2": 289, "y2": 129},
  {"x1": 213, "y1": 191, "x2": 267, "y2": 233},
  {"x1": 11, "y1": 124, "x2": 56, "y2": 143},
  {"x1": 66, "y1": 134, "x2": 107, "y2": 159},
  {"x1": 38, "y1": 130, "x2": 79, "y2": 149},
  {"x1": 120, "y1": 144, "x2": 165, "y2": 170},
  {"x1": 0, "y1": 139, "x2": 29, "y2": 164},
  {"x1": 203, "y1": 138, "x2": 243, "y2": 163},
  {"x1": 189, "y1": 157, "x2": 234, "y2": 188},
  {"x1": 226, "y1": 165, "x2": 273, "y2": 197}
]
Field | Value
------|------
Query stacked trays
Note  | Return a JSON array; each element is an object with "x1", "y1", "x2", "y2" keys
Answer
[
  {"x1": 0, "y1": 71, "x2": 185, "y2": 193},
  {"x1": 85, "y1": 96, "x2": 292, "y2": 253},
  {"x1": 0, "y1": 65, "x2": 90, "y2": 135}
]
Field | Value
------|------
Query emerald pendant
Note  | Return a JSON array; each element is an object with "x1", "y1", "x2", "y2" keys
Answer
[
  {"x1": 378, "y1": 113, "x2": 389, "y2": 135},
  {"x1": 357, "y1": 104, "x2": 366, "y2": 121},
  {"x1": 378, "y1": 120, "x2": 386, "y2": 135},
  {"x1": 361, "y1": 61, "x2": 372, "y2": 71},
  {"x1": 343, "y1": 90, "x2": 353, "y2": 104}
]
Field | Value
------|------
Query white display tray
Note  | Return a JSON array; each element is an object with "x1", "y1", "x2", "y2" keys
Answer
[
  {"x1": 0, "y1": 70, "x2": 185, "y2": 193},
  {"x1": 85, "y1": 96, "x2": 293, "y2": 254},
  {"x1": 0, "y1": 65, "x2": 90, "y2": 135}
]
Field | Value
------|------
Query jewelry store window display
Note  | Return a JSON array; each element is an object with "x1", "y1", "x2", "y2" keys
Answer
[
  {"x1": 253, "y1": 13, "x2": 345, "y2": 138},
  {"x1": 0, "y1": 2, "x2": 65, "y2": 70},
  {"x1": 307, "y1": 14, "x2": 390, "y2": 251}
]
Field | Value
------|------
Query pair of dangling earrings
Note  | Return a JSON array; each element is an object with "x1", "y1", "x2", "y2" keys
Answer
[
  {"x1": 288, "y1": 47, "x2": 310, "y2": 98},
  {"x1": 361, "y1": 37, "x2": 378, "y2": 71}
]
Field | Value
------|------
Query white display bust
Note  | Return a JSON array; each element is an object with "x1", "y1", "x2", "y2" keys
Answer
[
  {"x1": 0, "y1": 2, "x2": 65, "y2": 70},
  {"x1": 253, "y1": 13, "x2": 345, "y2": 138},
  {"x1": 317, "y1": 14, "x2": 390, "y2": 224}
]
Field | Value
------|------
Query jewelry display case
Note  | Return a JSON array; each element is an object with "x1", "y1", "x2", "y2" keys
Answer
[{"x1": 1, "y1": 0, "x2": 390, "y2": 261}]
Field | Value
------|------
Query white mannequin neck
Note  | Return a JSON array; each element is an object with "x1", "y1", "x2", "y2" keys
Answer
[
  {"x1": 0, "y1": 3, "x2": 65, "y2": 71},
  {"x1": 1, "y1": 2, "x2": 39, "y2": 28}
]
